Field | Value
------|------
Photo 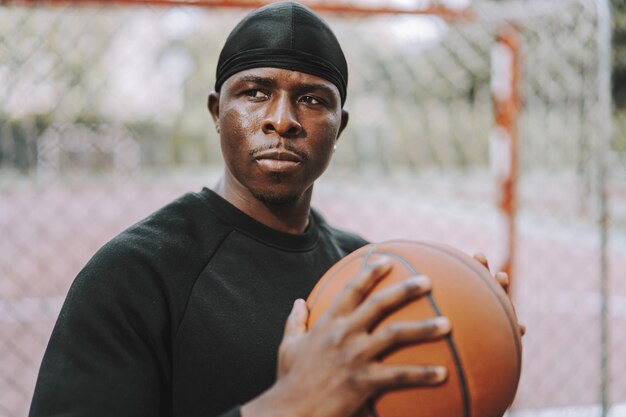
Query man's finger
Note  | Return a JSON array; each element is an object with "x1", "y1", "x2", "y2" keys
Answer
[
  {"x1": 283, "y1": 299, "x2": 308, "y2": 340},
  {"x1": 328, "y1": 257, "x2": 392, "y2": 316},
  {"x1": 473, "y1": 254, "x2": 512, "y2": 295},
  {"x1": 359, "y1": 317, "x2": 451, "y2": 360},
  {"x1": 348, "y1": 275, "x2": 431, "y2": 331},
  {"x1": 473, "y1": 252, "x2": 489, "y2": 271},
  {"x1": 357, "y1": 363, "x2": 447, "y2": 391},
  {"x1": 496, "y1": 272, "x2": 510, "y2": 294}
]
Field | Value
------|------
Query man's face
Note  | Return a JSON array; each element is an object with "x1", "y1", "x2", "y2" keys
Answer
[{"x1": 209, "y1": 67, "x2": 348, "y2": 205}]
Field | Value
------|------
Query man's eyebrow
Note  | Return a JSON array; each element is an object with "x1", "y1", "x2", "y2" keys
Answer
[
  {"x1": 293, "y1": 83, "x2": 338, "y2": 98},
  {"x1": 235, "y1": 75, "x2": 276, "y2": 88}
]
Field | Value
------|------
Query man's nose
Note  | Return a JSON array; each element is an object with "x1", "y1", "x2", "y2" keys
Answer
[{"x1": 261, "y1": 94, "x2": 302, "y2": 137}]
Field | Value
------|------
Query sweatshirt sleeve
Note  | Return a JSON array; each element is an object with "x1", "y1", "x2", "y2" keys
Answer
[{"x1": 29, "y1": 237, "x2": 174, "y2": 417}]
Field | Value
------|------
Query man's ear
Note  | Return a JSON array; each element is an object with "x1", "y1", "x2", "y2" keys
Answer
[
  {"x1": 337, "y1": 109, "x2": 349, "y2": 140},
  {"x1": 208, "y1": 92, "x2": 220, "y2": 133}
]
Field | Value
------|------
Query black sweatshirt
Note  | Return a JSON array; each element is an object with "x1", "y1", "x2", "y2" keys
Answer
[{"x1": 29, "y1": 188, "x2": 367, "y2": 417}]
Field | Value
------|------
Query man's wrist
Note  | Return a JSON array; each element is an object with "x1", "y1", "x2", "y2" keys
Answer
[{"x1": 240, "y1": 380, "x2": 305, "y2": 417}]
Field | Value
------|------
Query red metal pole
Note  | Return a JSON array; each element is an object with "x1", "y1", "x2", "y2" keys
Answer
[
  {"x1": 491, "y1": 25, "x2": 521, "y2": 291},
  {"x1": 1, "y1": 0, "x2": 474, "y2": 20}
]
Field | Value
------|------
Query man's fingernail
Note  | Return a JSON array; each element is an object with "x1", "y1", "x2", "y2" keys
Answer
[
  {"x1": 375, "y1": 255, "x2": 391, "y2": 264},
  {"x1": 368, "y1": 256, "x2": 392, "y2": 271},
  {"x1": 406, "y1": 275, "x2": 431, "y2": 292},
  {"x1": 431, "y1": 366, "x2": 447, "y2": 382},
  {"x1": 434, "y1": 316, "x2": 451, "y2": 333}
]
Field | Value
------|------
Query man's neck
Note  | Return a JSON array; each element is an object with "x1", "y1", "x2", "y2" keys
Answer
[{"x1": 212, "y1": 175, "x2": 312, "y2": 235}]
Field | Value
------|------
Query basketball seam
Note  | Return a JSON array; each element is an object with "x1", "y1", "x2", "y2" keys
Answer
[
  {"x1": 308, "y1": 241, "x2": 521, "y2": 416},
  {"x1": 400, "y1": 240, "x2": 523, "y2": 382},
  {"x1": 381, "y1": 240, "x2": 523, "y2": 411},
  {"x1": 373, "y1": 248, "x2": 471, "y2": 417}
]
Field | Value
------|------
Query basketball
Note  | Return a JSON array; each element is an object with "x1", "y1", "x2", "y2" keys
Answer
[{"x1": 306, "y1": 240, "x2": 522, "y2": 417}]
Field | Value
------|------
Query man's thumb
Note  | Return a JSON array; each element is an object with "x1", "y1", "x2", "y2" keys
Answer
[{"x1": 283, "y1": 298, "x2": 308, "y2": 340}]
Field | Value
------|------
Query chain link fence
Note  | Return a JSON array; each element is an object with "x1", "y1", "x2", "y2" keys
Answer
[{"x1": 1, "y1": 0, "x2": 624, "y2": 416}]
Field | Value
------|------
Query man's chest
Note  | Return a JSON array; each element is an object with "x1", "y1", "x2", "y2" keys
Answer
[{"x1": 170, "y1": 246, "x2": 333, "y2": 417}]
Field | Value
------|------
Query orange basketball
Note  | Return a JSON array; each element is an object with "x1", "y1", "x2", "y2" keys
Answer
[{"x1": 307, "y1": 240, "x2": 522, "y2": 417}]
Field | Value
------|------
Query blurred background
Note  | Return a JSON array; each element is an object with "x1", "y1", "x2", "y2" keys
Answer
[{"x1": 0, "y1": 0, "x2": 625, "y2": 416}]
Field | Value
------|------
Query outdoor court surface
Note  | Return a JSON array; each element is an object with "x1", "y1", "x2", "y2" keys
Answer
[{"x1": 1, "y1": 169, "x2": 625, "y2": 417}]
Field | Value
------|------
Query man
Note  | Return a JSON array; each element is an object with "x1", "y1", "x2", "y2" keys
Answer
[{"x1": 29, "y1": 3, "x2": 510, "y2": 417}]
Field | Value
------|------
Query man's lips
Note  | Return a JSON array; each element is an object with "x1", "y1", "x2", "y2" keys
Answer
[
  {"x1": 254, "y1": 150, "x2": 303, "y2": 171},
  {"x1": 254, "y1": 150, "x2": 303, "y2": 163}
]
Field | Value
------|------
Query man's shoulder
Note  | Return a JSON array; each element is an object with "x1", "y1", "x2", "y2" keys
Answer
[
  {"x1": 109, "y1": 190, "x2": 228, "y2": 256},
  {"x1": 63, "y1": 190, "x2": 235, "y2": 326},
  {"x1": 80, "y1": 190, "x2": 233, "y2": 292}
]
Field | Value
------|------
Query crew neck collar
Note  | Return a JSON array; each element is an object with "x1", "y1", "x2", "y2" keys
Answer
[{"x1": 198, "y1": 187, "x2": 320, "y2": 252}]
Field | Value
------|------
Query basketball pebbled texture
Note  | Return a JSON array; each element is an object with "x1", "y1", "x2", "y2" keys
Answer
[{"x1": 307, "y1": 240, "x2": 522, "y2": 417}]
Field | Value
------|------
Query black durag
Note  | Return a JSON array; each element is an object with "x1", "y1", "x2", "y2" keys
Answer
[{"x1": 215, "y1": 1, "x2": 348, "y2": 106}]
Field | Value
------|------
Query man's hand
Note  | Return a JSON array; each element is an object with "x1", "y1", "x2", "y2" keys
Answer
[
  {"x1": 473, "y1": 253, "x2": 526, "y2": 337},
  {"x1": 241, "y1": 258, "x2": 450, "y2": 417}
]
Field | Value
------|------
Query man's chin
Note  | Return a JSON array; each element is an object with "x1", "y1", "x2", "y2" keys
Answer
[
  {"x1": 247, "y1": 173, "x2": 314, "y2": 205},
  {"x1": 252, "y1": 190, "x2": 300, "y2": 206}
]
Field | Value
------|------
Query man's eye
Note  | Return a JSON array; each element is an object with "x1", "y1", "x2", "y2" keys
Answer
[
  {"x1": 244, "y1": 89, "x2": 268, "y2": 99},
  {"x1": 300, "y1": 95, "x2": 321, "y2": 105}
]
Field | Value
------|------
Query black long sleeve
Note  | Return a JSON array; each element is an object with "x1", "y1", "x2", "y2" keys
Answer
[{"x1": 30, "y1": 188, "x2": 367, "y2": 417}]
